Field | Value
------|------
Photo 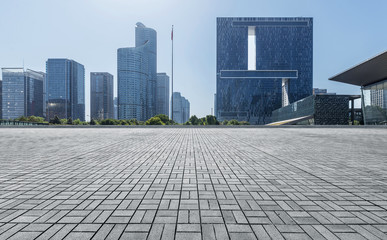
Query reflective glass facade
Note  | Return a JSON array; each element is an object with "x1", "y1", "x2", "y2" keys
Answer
[
  {"x1": 156, "y1": 73, "x2": 169, "y2": 117},
  {"x1": 362, "y1": 79, "x2": 387, "y2": 124},
  {"x1": 172, "y1": 92, "x2": 190, "y2": 124},
  {"x1": 46, "y1": 59, "x2": 85, "y2": 121},
  {"x1": 272, "y1": 95, "x2": 351, "y2": 125},
  {"x1": 1, "y1": 68, "x2": 44, "y2": 120},
  {"x1": 136, "y1": 22, "x2": 157, "y2": 119},
  {"x1": 118, "y1": 45, "x2": 148, "y2": 120},
  {"x1": 0, "y1": 79, "x2": 2, "y2": 119},
  {"x1": 118, "y1": 22, "x2": 156, "y2": 121},
  {"x1": 90, "y1": 72, "x2": 114, "y2": 120},
  {"x1": 216, "y1": 17, "x2": 313, "y2": 124}
]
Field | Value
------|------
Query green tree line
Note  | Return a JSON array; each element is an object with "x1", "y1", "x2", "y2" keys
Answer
[{"x1": 11, "y1": 114, "x2": 250, "y2": 126}]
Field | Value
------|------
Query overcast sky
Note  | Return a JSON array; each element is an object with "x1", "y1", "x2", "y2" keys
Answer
[{"x1": 1, "y1": 0, "x2": 386, "y2": 118}]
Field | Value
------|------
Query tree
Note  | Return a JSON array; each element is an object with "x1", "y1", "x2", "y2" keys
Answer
[
  {"x1": 129, "y1": 119, "x2": 139, "y2": 125},
  {"x1": 227, "y1": 119, "x2": 240, "y2": 125},
  {"x1": 154, "y1": 114, "x2": 172, "y2": 125},
  {"x1": 199, "y1": 117, "x2": 206, "y2": 125},
  {"x1": 100, "y1": 119, "x2": 118, "y2": 125},
  {"x1": 239, "y1": 121, "x2": 250, "y2": 125},
  {"x1": 90, "y1": 118, "x2": 97, "y2": 125},
  {"x1": 205, "y1": 115, "x2": 219, "y2": 125},
  {"x1": 50, "y1": 116, "x2": 61, "y2": 125},
  {"x1": 222, "y1": 120, "x2": 229, "y2": 125},
  {"x1": 73, "y1": 119, "x2": 82, "y2": 125},
  {"x1": 189, "y1": 115, "x2": 200, "y2": 125},
  {"x1": 145, "y1": 117, "x2": 164, "y2": 125},
  {"x1": 15, "y1": 116, "x2": 28, "y2": 122},
  {"x1": 67, "y1": 117, "x2": 73, "y2": 125},
  {"x1": 26, "y1": 116, "x2": 44, "y2": 123}
]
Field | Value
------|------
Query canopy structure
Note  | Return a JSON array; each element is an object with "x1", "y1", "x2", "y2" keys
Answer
[{"x1": 329, "y1": 50, "x2": 387, "y2": 87}]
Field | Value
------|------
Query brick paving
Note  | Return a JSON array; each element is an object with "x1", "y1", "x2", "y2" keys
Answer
[{"x1": 0, "y1": 127, "x2": 387, "y2": 240}]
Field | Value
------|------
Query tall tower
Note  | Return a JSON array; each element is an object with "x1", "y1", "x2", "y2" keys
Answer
[
  {"x1": 156, "y1": 73, "x2": 170, "y2": 117},
  {"x1": 46, "y1": 59, "x2": 85, "y2": 121},
  {"x1": 118, "y1": 22, "x2": 157, "y2": 121},
  {"x1": 1, "y1": 68, "x2": 45, "y2": 120},
  {"x1": 216, "y1": 17, "x2": 313, "y2": 124},
  {"x1": 90, "y1": 72, "x2": 114, "y2": 120}
]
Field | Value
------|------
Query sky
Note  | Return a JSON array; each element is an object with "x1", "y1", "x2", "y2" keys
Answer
[{"x1": 1, "y1": 0, "x2": 387, "y2": 119}]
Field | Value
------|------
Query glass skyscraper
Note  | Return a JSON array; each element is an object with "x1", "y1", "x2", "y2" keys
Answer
[
  {"x1": 156, "y1": 73, "x2": 170, "y2": 117},
  {"x1": 0, "y1": 79, "x2": 2, "y2": 119},
  {"x1": 118, "y1": 22, "x2": 157, "y2": 121},
  {"x1": 172, "y1": 92, "x2": 190, "y2": 124},
  {"x1": 216, "y1": 17, "x2": 313, "y2": 124},
  {"x1": 1, "y1": 68, "x2": 45, "y2": 120},
  {"x1": 46, "y1": 59, "x2": 85, "y2": 121},
  {"x1": 90, "y1": 72, "x2": 114, "y2": 120}
]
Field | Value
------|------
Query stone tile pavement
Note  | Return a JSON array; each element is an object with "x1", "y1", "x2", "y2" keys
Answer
[{"x1": 0, "y1": 127, "x2": 386, "y2": 239}]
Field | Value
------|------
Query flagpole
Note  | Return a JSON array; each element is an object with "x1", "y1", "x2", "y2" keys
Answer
[{"x1": 171, "y1": 25, "x2": 174, "y2": 122}]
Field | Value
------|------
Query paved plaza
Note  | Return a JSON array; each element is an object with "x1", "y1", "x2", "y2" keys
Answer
[{"x1": 0, "y1": 127, "x2": 387, "y2": 240}]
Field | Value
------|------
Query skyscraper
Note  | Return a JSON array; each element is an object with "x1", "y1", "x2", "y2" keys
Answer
[
  {"x1": 0, "y1": 79, "x2": 2, "y2": 119},
  {"x1": 118, "y1": 22, "x2": 157, "y2": 121},
  {"x1": 216, "y1": 17, "x2": 313, "y2": 124},
  {"x1": 114, "y1": 97, "x2": 118, "y2": 119},
  {"x1": 172, "y1": 92, "x2": 190, "y2": 124},
  {"x1": 1, "y1": 68, "x2": 45, "y2": 120},
  {"x1": 136, "y1": 22, "x2": 157, "y2": 119},
  {"x1": 182, "y1": 96, "x2": 190, "y2": 123},
  {"x1": 90, "y1": 72, "x2": 114, "y2": 120},
  {"x1": 46, "y1": 59, "x2": 85, "y2": 121},
  {"x1": 156, "y1": 73, "x2": 170, "y2": 117}
]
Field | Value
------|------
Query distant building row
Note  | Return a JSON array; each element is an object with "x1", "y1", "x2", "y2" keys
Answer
[
  {"x1": 1, "y1": 22, "x2": 188, "y2": 121},
  {"x1": 1, "y1": 60, "x2": 173, "y2": 121}
]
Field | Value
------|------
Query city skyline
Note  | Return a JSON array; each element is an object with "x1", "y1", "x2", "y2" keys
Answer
[{"x1": 1, "y1": 0, "x2": 387, "y2": 119}]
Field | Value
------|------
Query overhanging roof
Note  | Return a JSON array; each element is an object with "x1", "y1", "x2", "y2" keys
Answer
[{"x1": 329, "y1": 50, "x2": 387, "y2": 86}]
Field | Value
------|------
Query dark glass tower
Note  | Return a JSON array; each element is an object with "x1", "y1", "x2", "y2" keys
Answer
[
  {"x1": 216, "y1": 17, "x2": 313, "y2": 124},
  {"x1": 156, "y1": 73, "x2": 170, "y2": 117},
  {"x1": 90, "y1": 72, "x2": 114, "y2": 120},
  {"x1": 46, "y1": 59, "x2": 85, "y2": 121},
  {"x1": 1, "y1": 68, "x2": 45, "y2": 120}
]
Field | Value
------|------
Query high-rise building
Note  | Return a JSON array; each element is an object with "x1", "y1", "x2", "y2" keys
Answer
[
  {"x1": 0, "y1": 79, "x2": 2, "y2": 119},
  {"x1": 114, "y1": 97, "x2": 118, "y2": 119},
  {"x1": 46, "y1": 59, "x2": 85, "y2": 121},
  {"x1": 90, "y1": 72, "x2": 114, "y2": 120},
  {"x1": 118, "y1": 22, "x2": 157, "y2": 121},
  {"x1": 1, "y1": 68, "x2": 45, "y2": 120},
  {"x1": 172, "y1": 92, "x2": 190, "y2": 124},
  {"x1": 136, "y1": 22, "x2": 157, "y2": 119},
  {"x1": 182, "y1": 97, "x2": 190, "y2": 123},
  {"x1": 156, "y1": 73, "x2": 169, "y2": 117},
  {"x1": 216, "y1": 17, "x2": 313, "y2": 124}
]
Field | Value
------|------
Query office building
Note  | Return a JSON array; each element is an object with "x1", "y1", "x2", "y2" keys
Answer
[
  {"x1": 172, "y1": 92, "x2": 190, "y2": 124},
  {"x1": 0, "y1": 79, "x2": 2, "y2": 119},
  {"x1": 118, "y1": 22, "x2": 157, "y2": 121},
  {"x1": 182, "y1": 96, "x2": 190, "y2": 123},
  {"x1": 46, "y1": 59, "x2": 85, "y2": 121},
  {"x1": 216, "y1": 17, "x2": 313, "y2": 124},
  {"x1": 90, "y1": 72, "x2": 114, "y2": 120},
  {"x1": 330, "y1": 50, "x2": 387, "y2": 125},
  {"x1": 156, "y1": 73, "x2": 169, "y2": 116},
  {"x1": 270, "y1": 94, "x2": 360, "y2": 125},
  {"x1": 1, "y1": 68, "x2": 45, "y2": 120},
  {"x1": 114, "y1": 97, "x2": 118, "y2": 119}
]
